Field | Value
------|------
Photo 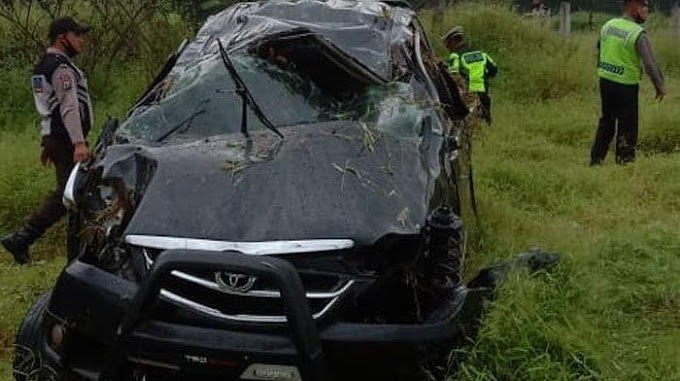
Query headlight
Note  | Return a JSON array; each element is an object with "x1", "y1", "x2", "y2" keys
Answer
[{"x1": 63, "y1": 162, "x2": 82, "y2": 210}]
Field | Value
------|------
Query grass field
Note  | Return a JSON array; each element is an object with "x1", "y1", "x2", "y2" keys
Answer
[{"x1": 1, "y1": 2, "x2": 678, "y2": 380}]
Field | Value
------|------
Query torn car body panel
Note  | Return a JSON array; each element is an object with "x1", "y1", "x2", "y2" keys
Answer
[{"x1": 119, "y1": 122, "x2": 446, "y2": 245}]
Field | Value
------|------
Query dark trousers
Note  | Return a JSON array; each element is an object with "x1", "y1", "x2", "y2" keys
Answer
[
  {"x1": 27, "y1": 135, "x2": 74, "y2": 234},
  {"x1": 591, "y1": 78, "x2": 639, "y2": 165},
  {"x1": 478, "y1": 92, "x2": 492, "y2": 125}
]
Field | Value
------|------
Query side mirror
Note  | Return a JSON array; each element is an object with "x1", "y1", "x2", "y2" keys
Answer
[
  {"x1": 94, "y1": 117, "x2": 120, "y2": 153},
  {"x1": 445, "y1": 133, "x2": 460, "y2": 152}
]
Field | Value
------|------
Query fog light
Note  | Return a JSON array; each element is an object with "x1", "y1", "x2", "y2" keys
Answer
[
  {"x1": 50, "y1": 324, "x2": 64, "y2": 350},
  {"x1": 240, "y1": 364, "x2": 301, "y2": 381}
]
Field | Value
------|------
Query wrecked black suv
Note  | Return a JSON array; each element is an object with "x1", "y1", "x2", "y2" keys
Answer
[{"x1": 12, "y1": 1, "x2": 500, "y2": 380}]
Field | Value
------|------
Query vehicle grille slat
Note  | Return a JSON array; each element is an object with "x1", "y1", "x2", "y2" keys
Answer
[
  {"x1": 160, "y1": 289, "x2": 342, "y2": 323},
  {"x1": 170, "y1": 270, "x2": 354, "y2": 299},
  {"x1": 136, "y1": 240, "x2": 354, "y2": 324}
]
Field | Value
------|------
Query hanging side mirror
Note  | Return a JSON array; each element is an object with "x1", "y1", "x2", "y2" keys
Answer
[
  {"x1": 94, "y1": 117, "x2": 120, "y2": 154},
  {"x1": 444, "y1": 132, "x2": 460, "y2": 153}
]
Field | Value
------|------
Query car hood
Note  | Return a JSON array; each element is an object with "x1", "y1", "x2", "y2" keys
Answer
[{"x1": 101, "y1": 121, "x2": 443, "y2": 246}]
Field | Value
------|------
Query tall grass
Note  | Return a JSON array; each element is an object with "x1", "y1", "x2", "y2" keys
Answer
[
  {"x1": 422, "y1": 3, "x2": 679, "y2": 380},
  {"x1": 1, "y1": 2, "x2": 679, "y2": 380},
  {"x1": 426, "y1": 2, "x2": 597, "y2": 102}
]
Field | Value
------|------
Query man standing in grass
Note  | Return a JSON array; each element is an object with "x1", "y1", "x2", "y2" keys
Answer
[
  {"x1": 591, "y1": 0, "x2": 665, "y2": 166},
  {"x1": 443, "y1": 25, "x2": 498, "y2": 125},
  {"x1": 1, "y1": 17, "x2": 92, "y2": 265}
]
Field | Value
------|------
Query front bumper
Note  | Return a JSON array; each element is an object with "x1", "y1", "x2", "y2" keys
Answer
[{"x1": 45, "y1": 250, "x2": 493, "y2": 381}]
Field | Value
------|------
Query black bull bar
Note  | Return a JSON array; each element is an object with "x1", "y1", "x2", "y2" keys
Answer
[{"x1": 46, "y1": 250, "x2": 497, "y2": 380}]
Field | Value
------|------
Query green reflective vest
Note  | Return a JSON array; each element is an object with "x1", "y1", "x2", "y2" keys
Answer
[
  {"x1": 598, "y1": 18, "x2": 644, "y2": 85},
  {"x1": 460, "y1": 50, "x2": 494, "y2": 93}
]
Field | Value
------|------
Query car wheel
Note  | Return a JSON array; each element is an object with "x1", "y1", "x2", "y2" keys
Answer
[{"x1": 13, "y1": 290, "x2": 63, "y2": 381}]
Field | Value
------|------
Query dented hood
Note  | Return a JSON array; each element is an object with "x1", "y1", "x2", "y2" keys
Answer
[{"x1": 108, "y1": 121, "x2": 442, "y2": 245}]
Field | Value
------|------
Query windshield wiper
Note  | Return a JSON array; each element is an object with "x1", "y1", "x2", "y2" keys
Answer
[
  {"x1": 216, "y1": 39, "x2": 283, "y2": 139},
  {"x1": 155, "y1": 99, "x2": 209, "y2": 142}
]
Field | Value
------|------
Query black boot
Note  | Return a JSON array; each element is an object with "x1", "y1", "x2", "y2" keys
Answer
[{"x1": 1, "y1": 224, "x2": 42, "y2": 265}]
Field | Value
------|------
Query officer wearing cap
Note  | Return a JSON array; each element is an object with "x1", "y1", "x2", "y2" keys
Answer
[
  {"x1": 442, "y1": 26, "x2": 498, "y2": 125},
  {"x1": 591, "y1": 0, "x2": 665, "y2": 165},
  {"x1": 1, "y1": 16, "x2": 93, "y2": 264}
]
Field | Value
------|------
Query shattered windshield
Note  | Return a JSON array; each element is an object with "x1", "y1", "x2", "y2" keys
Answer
[{"x1": 117, "y1": 53, "x2": 433, "y2": 143}]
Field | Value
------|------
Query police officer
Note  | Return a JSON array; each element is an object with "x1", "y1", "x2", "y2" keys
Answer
[
  {"x1": 1, "y1": 17, "x2": 93, "y2": 264},
  {"x1": 531, "y1": 0, "x2": 549, "y2": 16},
  {"x1": 443, "y1": 26, "x2": 498, "y2": 125},
  {"x1": 591, "y1": 0, "x2": 665, "y2": 165}
]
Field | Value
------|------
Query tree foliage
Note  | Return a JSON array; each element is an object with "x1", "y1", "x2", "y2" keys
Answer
[
  {"x1": 169, "y1": 0, "x2": 242, "y2": 25},
  {"x1": 0, "y1": 0, "x2": 190, "y2": 78}
]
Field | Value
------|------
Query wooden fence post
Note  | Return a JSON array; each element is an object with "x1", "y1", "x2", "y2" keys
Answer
[
  {"x1": 559, "y1": 1, "x2": 571, "y2": 36},
  {"x1": 673, "y1": 4, "x2": 680, "y2": 39}
]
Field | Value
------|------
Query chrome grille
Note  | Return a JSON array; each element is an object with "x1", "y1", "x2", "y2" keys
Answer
[{"x1": 133, "y1": 236, "x2": 355, "y2": 323}]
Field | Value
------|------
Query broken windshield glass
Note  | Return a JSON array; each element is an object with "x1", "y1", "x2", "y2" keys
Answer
[
  {"x1": 216, "y1": 39, "x2": 282, "y2": 140},
  {"x1": 118, "y1": 54, "x2": 330, "y2": 142},
  {"x1": 117, "y1": 53, "x2": 436, "y2": 143}
]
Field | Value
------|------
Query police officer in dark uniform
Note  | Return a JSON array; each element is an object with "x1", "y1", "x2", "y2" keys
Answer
[
  {"x1": 1, "y1": 17, "x2": 93, "y2": 264},
  {"x1": 591, "y1": 0, "x2": 665, "y2": 165}
]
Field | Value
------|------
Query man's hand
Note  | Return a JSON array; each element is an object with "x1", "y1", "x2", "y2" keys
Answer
[
  {"x1": 655, "y1": 89, "x2": 666, "y2": 101},
  {"x1": 40, "y1": 147, "x2": 51, "y2": 167},
  {"x1": 73, "y1": 141, "x2": 90, "y2": 163}
]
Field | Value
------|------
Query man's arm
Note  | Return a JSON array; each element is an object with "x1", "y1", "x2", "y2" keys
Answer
[
  {"x1": 485, "y1": 53, "x2": 498, "y2": 78},
  {"x1": 636, "y1": 32, "x2": 665, "y2": 100},
  {"x1": 447, "y1": 52, "x2": 460, "y2": 74},
  {"x1": 52, "y1": 66, "x2": 89, "y2": 161}
]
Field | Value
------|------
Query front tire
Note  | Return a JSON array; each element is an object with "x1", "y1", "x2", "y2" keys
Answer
[{"x1": 13, "y1": 290, "x2": 62, "y2": 381}]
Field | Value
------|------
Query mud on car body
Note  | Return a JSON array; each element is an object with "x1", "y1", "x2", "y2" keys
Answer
[{"x1": 12, "y1": 1, "x2": 504, "y2": 380}]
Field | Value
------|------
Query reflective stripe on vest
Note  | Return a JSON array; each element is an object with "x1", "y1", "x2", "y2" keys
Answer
[
  {"x1": 598, "y1": 18, "x2": 644, "y2": 85},
  {"x1": 32, "y1": 53, "x2": 93, "y2": 138}
]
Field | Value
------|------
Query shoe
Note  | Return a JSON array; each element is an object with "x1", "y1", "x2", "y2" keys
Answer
[{"x1": 1, "y1": 224, "x2": 42, "y2": 265}]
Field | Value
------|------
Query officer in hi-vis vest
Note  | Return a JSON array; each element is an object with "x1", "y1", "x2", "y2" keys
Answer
[
  {"x1": 443, "y1": 26, "x2": 498, "y2": 125},
  {"x1": 591, "y1": 0, "x2": 665, "y2": 166},
  {"x1": 1, "y1": 17, "x2": 93, "y2": 265}
]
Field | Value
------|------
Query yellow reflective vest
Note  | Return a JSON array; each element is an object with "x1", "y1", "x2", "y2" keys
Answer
[{"x1": 598, "y1": 18, "x2": 644, "y2": 85}]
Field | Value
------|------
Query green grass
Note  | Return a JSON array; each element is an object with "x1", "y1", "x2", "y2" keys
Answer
[
  {"x1": 1, "y1": 2, "x2": 679, "y2": 380},
  {"x1": 420, "y1": 3, "x2": 680, "y2": 380},
  {"x1": 455, "y1": 95, "x2": 680, "y2": 380}
]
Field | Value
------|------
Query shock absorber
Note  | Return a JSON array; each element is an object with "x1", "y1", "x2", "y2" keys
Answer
[{"x1": 424, "y1": 206, "x2": 463, "y2": 292}]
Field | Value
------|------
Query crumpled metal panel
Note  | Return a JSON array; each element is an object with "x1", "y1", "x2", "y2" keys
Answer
[
  {"x1": 178, "y1": 0, "x2": 416, "y2": 81},
  {"x1": 119, "y1": 120, "x2": 442, "y2": 245},
  {"x1": 98, "y1": 0, "x2": 459, "y2": 246}
]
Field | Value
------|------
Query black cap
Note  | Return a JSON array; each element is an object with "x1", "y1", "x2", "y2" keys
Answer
[{"x1": 48, "y1": 17, "x2": 91, "y2": 42}]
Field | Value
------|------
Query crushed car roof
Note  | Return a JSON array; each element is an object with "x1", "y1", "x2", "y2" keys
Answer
[{"x1": 178, "y1": 0, "x2": 417, "y2": 81}]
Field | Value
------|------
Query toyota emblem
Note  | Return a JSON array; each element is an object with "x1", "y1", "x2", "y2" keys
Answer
[{"x1": 215, "y1": 272, "x2": 257, "y2": 293}]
